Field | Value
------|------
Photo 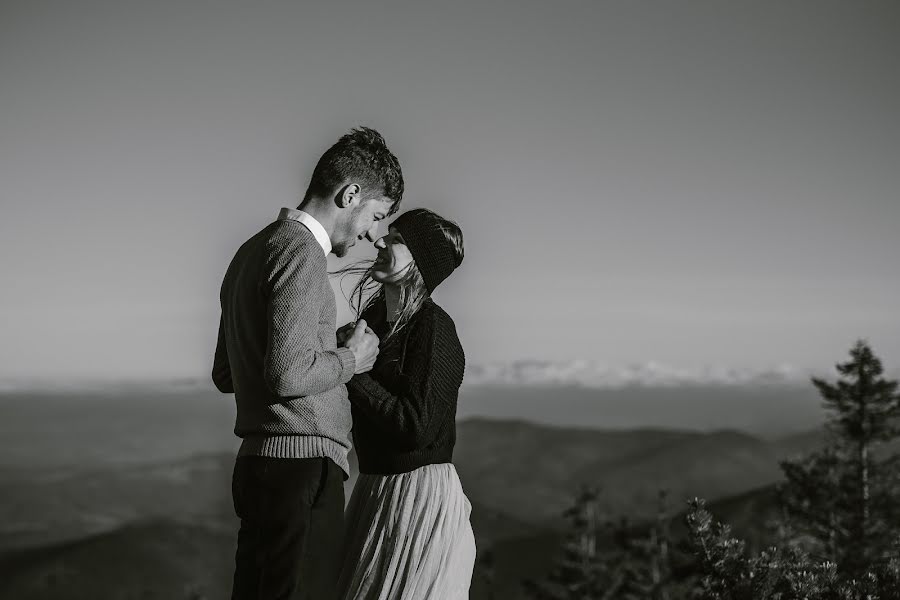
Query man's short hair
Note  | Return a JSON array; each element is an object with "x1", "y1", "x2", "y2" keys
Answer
[{"x1": 305, "y1": 127, "x2": 404, "y2": 216}]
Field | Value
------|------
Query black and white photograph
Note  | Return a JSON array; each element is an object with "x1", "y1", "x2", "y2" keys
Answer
[{"x1": 1, "y1": 1, "x2": 899, "y2": 599}]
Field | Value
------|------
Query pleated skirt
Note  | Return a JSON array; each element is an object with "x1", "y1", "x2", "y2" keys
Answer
[{"x1": 336, "y1": 463, "x2": 476, "y2": 600}]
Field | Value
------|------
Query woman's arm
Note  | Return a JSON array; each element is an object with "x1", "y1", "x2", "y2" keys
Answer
[{"x1": 348, "y1": 309, "x2": 465, "y2": 448}]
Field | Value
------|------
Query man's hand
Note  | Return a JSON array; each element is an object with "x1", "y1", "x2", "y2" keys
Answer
[
  {"x1": 337, "y1": 321, "x2": 375, "y2": 346},
  {"x1": 342, "y1": 319, "x2": 379, "y2": 374}
]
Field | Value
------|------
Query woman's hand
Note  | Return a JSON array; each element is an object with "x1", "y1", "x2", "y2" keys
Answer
[{"x1": 336, "y1": 322, "x2": 356, "y2": 346}]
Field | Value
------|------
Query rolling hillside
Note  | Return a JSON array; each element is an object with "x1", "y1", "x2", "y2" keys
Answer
[
  {"x1": 454, "y1": 419, "x2": 819, "y2": 527},
  {"x1": 0, "y1": 520, "x2": 234, "y2": 600},
  {"x1": 0, "y1": 418, "x2": 825, "y2": 554}
]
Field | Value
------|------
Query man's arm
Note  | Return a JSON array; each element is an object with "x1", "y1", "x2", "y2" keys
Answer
[
  {"x1": 263, "y1": 240, "x2": 356, "y2": 401},
  {"x1": 212, "y1": 314, "x2": 234, "y2": 393}
]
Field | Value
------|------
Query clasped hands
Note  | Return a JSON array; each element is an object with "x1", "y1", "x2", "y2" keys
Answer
[{"x1": 338, "y1": 320, "x2": 379, "y2": 374}]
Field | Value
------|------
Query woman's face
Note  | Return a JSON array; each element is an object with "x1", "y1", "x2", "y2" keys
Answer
[{"x1": 372, "y1": 228, "x2": 414, "y2": 284}]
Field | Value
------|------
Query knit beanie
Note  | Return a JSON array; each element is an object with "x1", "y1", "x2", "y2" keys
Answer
[{"x1": 390, "y1": 208, "x2": 462, "y2": 293}]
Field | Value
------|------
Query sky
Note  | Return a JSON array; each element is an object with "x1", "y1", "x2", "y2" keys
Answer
[{"x1": 1, "y1": 0, "x2": 898, "y2": 382}]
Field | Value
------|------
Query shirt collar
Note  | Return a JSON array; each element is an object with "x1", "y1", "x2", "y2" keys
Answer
[{"x1": 277, "y1": 208, "x2": 332, "y2": 256}]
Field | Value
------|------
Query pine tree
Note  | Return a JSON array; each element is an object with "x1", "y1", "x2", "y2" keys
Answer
[
  {"x1": 779, "y1": 340, "x2": 900, "y2": 574},
  {"x1": 525, "y1": 487, "x2": 686, "y2": 600},
  {"x1": 778, "y1": 446, "x2": 846, "y2": 561},
  {"x1": 612, "y1": 490, "x2": 676, "y2": 600},
  {"x1": 523, "y1": 485, "x2": 616, "y2": 600}
]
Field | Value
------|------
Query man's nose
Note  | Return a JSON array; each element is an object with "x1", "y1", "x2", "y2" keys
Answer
[
  {"x1": 373, "y1": 236, "x2": 386, "y2": 249},
  {"x1": 364, "y1": 222, "x2": 378, "y2": 242}
]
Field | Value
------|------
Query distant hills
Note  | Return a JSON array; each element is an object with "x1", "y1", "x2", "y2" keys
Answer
[
  {"x1": 455, "y1": 418, "x2": 821, "y2": 528},
  {"x1": 0, "y1": 417, "x2": 826, "y2": 553},
  {"x1": 456, "y1": 383, "x2": 825, "y2": 438},
  {"x1": 0, "y1": 452, "x2": 236, "y2": 555}
]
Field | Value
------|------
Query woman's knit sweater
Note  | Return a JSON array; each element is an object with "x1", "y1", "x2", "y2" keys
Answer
[{"x1": 347, "y1": 296, "x2": 466, "y2": 475}]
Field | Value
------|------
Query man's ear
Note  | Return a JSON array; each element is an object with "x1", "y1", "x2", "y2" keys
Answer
[{"x1": 336, "y1": 183, "x2": 361, "y2": 208}]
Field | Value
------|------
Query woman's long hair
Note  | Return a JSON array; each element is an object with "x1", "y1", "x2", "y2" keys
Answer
[{"x1": 334, "y1": 259, "x2": 429, "y2": 343}]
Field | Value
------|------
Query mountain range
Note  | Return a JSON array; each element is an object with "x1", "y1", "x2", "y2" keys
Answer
[
  {"x1": 3, "y1": 372, "x2": 874, "y2": 600},
  {"x1": 0, "y1": 412, "x2": 831, "y2": 600}
]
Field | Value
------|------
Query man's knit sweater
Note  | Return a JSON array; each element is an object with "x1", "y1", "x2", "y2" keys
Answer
[
  {"x1": 348, "y1": 297, "x2": 466, "y2": 475},
  {"x1": 212, "y1": 216, "x2": 356, "y2": 476}
]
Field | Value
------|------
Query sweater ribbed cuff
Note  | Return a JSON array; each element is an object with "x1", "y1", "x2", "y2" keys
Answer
[
  {"x1": 238, "y1": 435, "x2": 350, "y2": 478},
  {"x1": 336, "y1": 346, "x2": 356, "y2": 384}
]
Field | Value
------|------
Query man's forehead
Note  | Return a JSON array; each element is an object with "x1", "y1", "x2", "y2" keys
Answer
[
  {"x1": 360, "y1": 195, "x2": 392, "y2": 214},
  {"x1": 378, "y1": 197, "x2": 399, "y2": 213}
]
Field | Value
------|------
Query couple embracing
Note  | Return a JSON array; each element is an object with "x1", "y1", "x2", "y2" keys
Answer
[{"x1": 212, "y1": 127, "x2": 474, "y2": 599}]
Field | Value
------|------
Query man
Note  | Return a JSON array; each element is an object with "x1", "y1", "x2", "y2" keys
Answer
[{"x1": 212, "y1": 127, "x2": 404, "y2": 599}]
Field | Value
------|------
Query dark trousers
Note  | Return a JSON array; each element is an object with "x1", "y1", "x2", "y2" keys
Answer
[{"x1": 231, "y1": 456, "x2": 345, "y2": 600}]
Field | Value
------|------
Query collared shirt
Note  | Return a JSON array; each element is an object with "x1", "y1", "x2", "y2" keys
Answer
[{"x1": 278, "y1": 207, "x2": 332, "y2": 256}]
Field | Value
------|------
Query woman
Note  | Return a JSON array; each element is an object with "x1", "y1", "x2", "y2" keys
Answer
[{"x1": 335, "y1": 208, "x2": 475, "y2": 600}]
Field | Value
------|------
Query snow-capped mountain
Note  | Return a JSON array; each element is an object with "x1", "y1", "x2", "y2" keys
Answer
[{"x1": 462, "y1": 360, "x2": 817, "y2": 388}]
